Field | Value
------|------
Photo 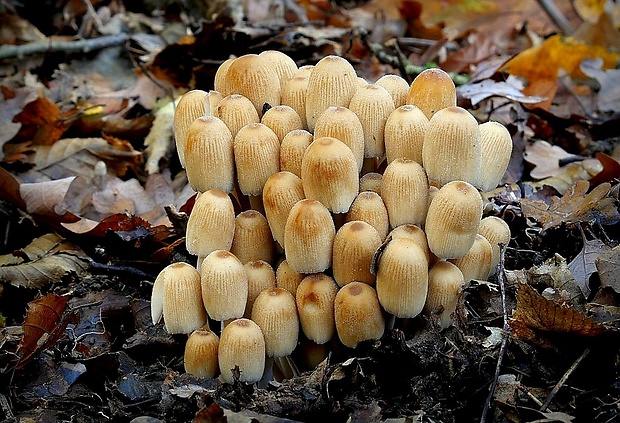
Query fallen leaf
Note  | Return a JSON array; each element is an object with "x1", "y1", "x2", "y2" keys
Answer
[
  {"x1": 523, "y1": 140, "x2": 584, "y2": 180},
  {"x1": 588, "y1": 152, "x2": 620, "y2": 187},
  {"x1": 520, "y1": 180, "x2": 619, "y2": 231},
  {"x1": 457, "y1": 77, "x2": 547, "y2": 106},
  {"x1": 596, "y1": 245, "x2": 620, "y2": 293},
  {"x1": 13, "y1": 96, "x2": 71, "y2": 146},
  {"x1": 579, "y1": 57, "x2": 620, "y2": 113},
  {"x1": 0, "y1": 86, "x2": 38, "y2": 158},
  {"x1": 568, "y1": 235, "x2": 611, "y2": 298},
  {"x1": 0, "y1": 233, "x2": 90, "y2": 289},
  {"x1": 143, "y1": 98, "x2": 176, "y2": 175},
  {"x1": 19, "y1": 176, "x2": 80, "y2": 222},
  {"x1": 573, "y1": 0, "x2": 608, "y2": 23}
]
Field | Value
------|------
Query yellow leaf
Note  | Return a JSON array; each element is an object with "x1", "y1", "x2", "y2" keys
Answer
[{"x1": 501, "y1": 34, "x2": 619, "y2": 81}]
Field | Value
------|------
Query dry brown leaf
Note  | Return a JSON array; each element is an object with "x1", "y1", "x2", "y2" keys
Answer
[
  {"x1": 0, "y1": 233, "x2": 90, "y2": 289},
  {"x1": 523, "y1": 140, "x2": 583, "y2": 180},
  {"x1": 596, "y1": 245, "x2": 620, "y2": 293},
  {"x1": 580, "y1": 58, "x2": 620, "y2": 113},
  {"x1": 457, "y1": 77, "x2": 547, "y2": 106},
  {"x1": 0, "y1": 86, "x2": 38, "y2": 156},
  {"x1": 520, "y1": 180, "x2": 618, "y2": 231},
  {"x1": 568, "y1": 236, "x2": 611, "y2": 298},
  {"x1": 510, "y1": 282, "x2": 609, "y2": 341}
]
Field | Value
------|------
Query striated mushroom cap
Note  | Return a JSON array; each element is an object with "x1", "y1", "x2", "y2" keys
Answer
[
  {"x1": 184, "y1": 327, "x2": 220, "y2": 379},
  {"x1": 262, "y1": 171, "x2": 305, "y2": 249},
  {"x1": 200, "y1": 250, "x2": 248, "y2": 322},
  {"x1": 477, "y1": 121, "x2": 513, "y2": 191},
  {"x1": 234, "y1": 122, "x2": 280, "y2": 196},
  {"x1": 251, "y1": 287, "x2": 299, "y2": 358},
  {"x1": 381, "y1": 158, "x2": 430, "y2": 228},
  {"x1": 334, "y1": 282, "x2": 385, "y2": 348},
  {"x1": 332, "y1": 220, "x2": 382, "y2": 287},
  {"x1": 406, "y1": 68, "x2": 456, "y2": 120},
  {"x1": 295, "y1": 273, "x2": 339, "y2": 344},
  {"x1": 218, "y1": 318, "x2": 265, "y2": 383},
  {"x1": 313, "y1": 106, "x2": 365, "y2": 173},
  {"x1": 384, "y1": 104, "x2": 429, "y2": 166},
  {"x1": 423, "y1": 260, "x2": 464, "y2": 329},
  {"x1": 280, "y1": 129, "x2": 313, "y2": 178}
]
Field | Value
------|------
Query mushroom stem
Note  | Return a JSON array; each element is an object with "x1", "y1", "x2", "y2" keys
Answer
[
  {"x1": 249, "y1": 194, "x2": 265, "y2": 214},
  {"x1": 385, "y1": 313, "x2": 396, "y2": 331},
  {"x1": 275, "y1": 355, "x2": 299, "y2": 379},
  {"x1": 232, "y1": 178, "x2": 251, "y2": 212},
  {"x1": 258, "y1": 356, "x2": 275, "y2": 388}
]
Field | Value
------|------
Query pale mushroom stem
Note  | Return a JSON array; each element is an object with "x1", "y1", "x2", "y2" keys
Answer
[
  {"x1": 275, "y1": 355, "x2": 299, "y2": 379},
  {"x1": 196, "y1": 255, "x2": 206, "y2": 274},
  {"x1": 249, "y1": 194, "x2": 265, "y2": 215},
  {"x1": 232, "y1": 179, "x2": 252, "y2": 211},
  {"x1": 221, "y1": 318, "x2": 235, "y2": 332},
  {"x1": 258, "y1": 356, "x2": 275, "y2": 388},
  {"x1": 385, "y1": 313, "x2": 396, "y2": 331}
]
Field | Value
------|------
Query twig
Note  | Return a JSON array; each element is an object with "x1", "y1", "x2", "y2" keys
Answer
[
  {"x1": 535, "y1": 0, "x2": 575, "y2": 34},
  {"x1": 540, "y1": 348, "x2": 591, "y2": 412},
  {"x1": 0, "y1": 33, "x2": 130, "y2": 60},
  {"x1": 480, "y1": 243, "x2": 510, "y2": 423}
]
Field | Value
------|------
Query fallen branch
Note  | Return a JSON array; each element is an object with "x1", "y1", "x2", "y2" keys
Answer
[
  {"x1": 535, "y1": 0, "x2": 575, "y2": 35},
  {"x1": 0, "y1": 33, "x2": 130, "y2": 61},
  {"x1": 480, "y1": 243, "x2": 510, "y2": 423}
]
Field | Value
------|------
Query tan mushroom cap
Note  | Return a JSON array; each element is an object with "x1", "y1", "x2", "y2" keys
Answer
[
  {"x1": 231, "y1": 209, "x2": 275, "y2": 265},
  {"x1": 200, "y1": 250, "x2": 248, "y2": 322},
  {"x1": 244, "y1": 259, "x2": 276, "y2": 318},
  {"x1": 173, "y1": 89, "x2": 210, "y2": 168},
  {"x1": 258, "y1": 50, "x2": 298, "y2": 91},
  {"x1": 185, "y1": 116, "x2": 235, "y2": 194},
  {"x1": 313, "y1": 106, "x2": 365, "y2": 173},
  {"x1": 387, "y1": 224, "x2": 430, "y2": 264},
  {"x1": 301, "y1": 136, "x2": 359, "y2": 214},
  {"x1": 296, "y1": 273, "x2": 339, "y2": 344},
  {"x1": 151, "y1": 262, "x2": 208, "y2": 334},
  {"x1": 375, "y1": 237, "x2": 429, "y2": 319},
  {"x1": 262, "y1": 171, "x2": 305, "y2": 249},
  {"x1": 422, "y1": 106, "x2": 482, "y2": 187},
  {"x1": 305, "y1": 55, "x2": 359, "y2": 132},
  {"x1": 218, "y1": 318, "x2": 265, "y2": 383},
  {"x1": 345, "y1": 191, "x2": 390, "y2": 241},
  {"x1": 281, "y1": 68, "x2": 312, "y2": 130},
  {"x1": 332, "y1": 220, "x2": 382, "y2": 287},
  {"x1": 478, "y1": 216, "x2": 511, "y2": 275},
  {"x1": 261, "y1": 105, "x2": 304, "y2": 141},
  {"x1": 275, "y1": 259, "x2": 306, "y2": 296},
  {"x1": 449, "y1": 234, "x2": 493, "y2": 282},
  {"x1": 359, "y1": 172, "x2": 383, "y2": 195},
  {"x1": 284, "y1": 199, "x2": 336, "y2": 274},
  {"x1": 215, "y1": 94, "x2": 260, "y2": 138},
  {"x1": 214, "y1": 57, "x2": 236, "y2": 97},
  {"x1": 477, "y1": 121, "x2": 513, "y2": 191},
  {"x1": 384, "y1": 104, "x2": 429, "y2": 166},
  {"x1": 251, "y1": 287, "x2": 299, "y2": 358},
  {"x1": 424, "y1": 180, "x2": 483, "y2": 259},
  {"x1": 381, "y1": 158, "x2": 430, "y2": 228},
  {"x1": 423, "y1": 260, "x2": 464, "y2": 329},
  {"x1": 184, "y1": 327, "x2": 220, "y2": 379},
  {"x1": 406, "y1": 67, "x2": 456, "y2": 120},
  {"x1": 280, "y1": 129, "x2": 313, "y2": 178},
  {"x1": 234, "y1": 122, "x2": 280, "y2": 196},
  {"x1": 375, "y1": 73, "x2": 410, "y2": 108},
  {"x1": 334, "y1": 282, "x2": 385, "y2": 348}
]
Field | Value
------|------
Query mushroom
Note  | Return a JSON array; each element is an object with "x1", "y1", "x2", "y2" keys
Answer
[
  {"x1": 261, "y1": 105, "x2": 304, "y2": 141},
  {"x1": 251, "y1": 287, "x2": 299, "y2": 385},
  {"x1": 387, "y1": 224, "x2": 431, "y2": 264},
  {"x1": 334, "y1": 282, "x2": 385, "y2": 348},
  {"x1": 295, "y1": 273, "x2": 339, "y2": 345},
  {"x1": 313, "y1": 106, "x2": 365, "y2": 173},
  {"x1": 184, "y1": 327, "x2": 220, "y2": 379},
  {"x1": 421, "y1": 106, "x2": 482, "y2": 187},
  {"x1": 358, "y1": 172, "x2": 383, "y2": 195},
  {"x1": 381, "y1": 158, "x2": 430, "y2": 228},
  {"x1": 185, "y1": 189, "x2": 236, "y2": 271},
  {"x1": 280, "y1": 66, "x2": 313, "y2": 130},
  {"x1": 405, "y1": 68, "x2": 456, "y2": 120},
  {"x1": 275, "y1": 259, "x2": 306, "y2": 296},
  {"x1": 280, "y1": 129, "x2": 313, "y2": 178},
  {"x1": 375, "y1": 73, "x2": 410, "y2": 108},
  {"x1": 477, "y1": 121, "x2": 513, "y2": 191},
  {"x1": 384, "y1": 104, "x2": 429, "y2": 166},
  {"x1": 151, "y1": 262, "x2": 207, "y2": 334},
  {"x1": 218, "y1": 318, "x2": 265, "y2": 384},
  {"x1": 424, "y1": 180, "x2": 483, "y2": 259},
  {"x1": 214, "y1": 94, "x2": 260, "y2": 138},
  {"x1": 305, "y1": 55, "x2": 358, "y2": 132},
  {"x1": 184, "y1": 116, "x2": 234, "y2": 194},
  {"x1": 262, "y1": 171, "x2": 305, "y2": 249},
  {"x1": 423, "y1": 260, "x2": 465, "y2": 329},
  {"x1": 449, "y1": 234, "x2": 493, "y2": 282},
  {"x1": 301, "y1": 136, "x2": 359, "y2": 214},
  {"x1": 231, "y1": 209, "x2": 275, "y2": 265},
  {"x1": 332, "y1": 220, "x2": 382, "y2": 287},
  {"x1": 284, "y1": 199, "x2": 335, "y2": 274},
  {"x1": 244, "y1": 259, "x2": 276, "y2": 318},
  {"x1": 345, "y1": 191, "x2": 390, "y2": 241},
  {"x1": 213, "y1": 57, "x2": 236, "y2": 96},
  {"x1": 258, "y1": 50, "x2": 298, "y2": 91},
  {"x1": 478, "y1": 216, "x2": 511, "y2": 276}
]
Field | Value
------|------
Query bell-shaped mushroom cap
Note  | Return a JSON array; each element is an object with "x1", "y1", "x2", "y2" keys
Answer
[
  {"x1": 384, "y1": 104, "x2": 429, "y2": 165},
  {"x1": 305, "y1": 55, "x2": 358, "y2": 132},
  {"x1": 244, "y1": 259, "x2": 276, "y2": 318},
  {"x1": 234, "y1": 122, "x2": 280, "y2": 196},
  {"x1": 275, "y1": 259, "x2": 305, "y2": 296},
  {"x1": 214, "y1": 94, "x2": 260, "y2": 138},
  {"x1": 375, "y1": 73, "x2": 410, "y2": 108},
  {"x1": 218, "y1": 318, "x2": 265, "y2": 383},
  {"x1": 406, "y1": 68, "x2": 456, "y2": 120},
  {"x1": 345, "y1": 191, "x2": 390, "y2": 241},
  {"x1": 284, "y1": 199, "x2": 336, "y2": 274},
  {"x1": 222, "y1": 53, "x2": 281, "y2": 116},
  {"x1": 478, "y1": 216, "x2": 511, "y2": 275},
  {"x1": 313, "y1": 106, "x2": 365, "y2": 173},
  {"x1": 375, "y1": 237, "x2": 429, "y2": 319},
  {"x1": 231, "y1": 210, "x2": 275, "y2": 265},
  {"x1": 424, "y1": 180, "x2": 483, "y2": 259},
  {"x1": 200, "y1": 250, "x2": 248, "y2": 322},
  {"x1": 332, "y1": 220, "x2": 382, "y2": 287},
  {"x1": 381, "y1": 158, "x2": 430, "y2": 228},
  {"x1": 477, "y1": 121, "x2": 513, "y2": 191},
  {"x1": 261, "y1": 105, "x2": 304, "y2": 141},
  {"x1": 422, "y1": 106, "x2": 482, "y2": 187},
  {"x1": 185, "y1": 189, "x2": 236, "y2": 260},
  {"x1": 185, "y1": 116, "x2": 235, "y2": 193},
  {"x1": 151, "y1": 262, "x2": 207, "y2": 334},
  {"x1": 280, "y1": 129, "x2": 313, "y2": 178},
  {"x1": 423, "y1": 260, "x2": 464, "y2": 329},
  {"x1": 359, "y1": 172, "x2": 383, "y2": 195},
  {"x1": 387, "y1": 224, "x2": 431, "y2": 264},
  {"x1": 214, "y1": 57, "x2": 236, "y2": 97},
  {"x1": 262, "y1": 171, "x2": 305, "y2": 249},
  {"x1": 184, "y1": 327, "x2": 220, "y2": 379},
  {"x1": 296, "y1": 273, "x2": 339, "y2": 344},
  {"x1": 334, "y1": 282, "x2": 385, "y2": 348},
  {"x1": 348, "y1": 83, "x2": 395, "y2": 159},
  {"x1": 174, "y1": 89, "x2": 222, "y2": 168},
  {"x1": 251, "y1": 287, "x2": 299, "y2": 358},
  {"x1": 258, "y1": 50, "x2": 298, "y2": 91},
  {"x1": 449, "y1": 234, "x2": 493, "y2": 282},
  {"x1": 281, "y1": 67, "x2": 312, "y2": 130},
  {"x1": 301, "y1": 136, "x2": 359, "y2": 214}
]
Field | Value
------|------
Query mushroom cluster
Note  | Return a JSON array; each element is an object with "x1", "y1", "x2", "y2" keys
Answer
[{"x1": 151, "y1": 51, "x2": 513, "y2": 384}]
